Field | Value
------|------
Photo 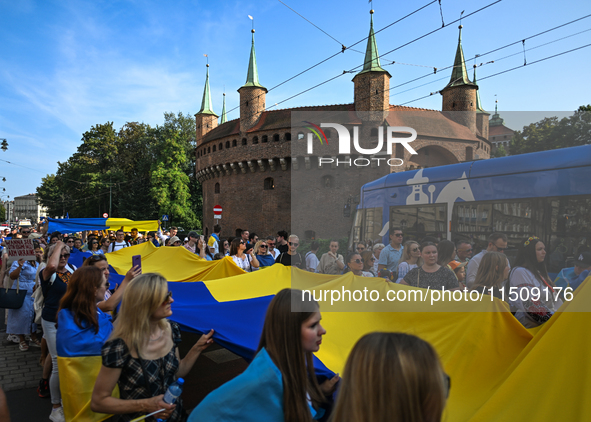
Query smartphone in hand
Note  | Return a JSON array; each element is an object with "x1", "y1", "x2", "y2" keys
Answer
[{"x1": 132, "y1": 255, "x2": 142, "y2": 271}]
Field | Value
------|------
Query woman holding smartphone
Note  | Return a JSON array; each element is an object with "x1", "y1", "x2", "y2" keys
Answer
[{"x1": 229, "y1": 238, "x2": 260, "y2": 272}]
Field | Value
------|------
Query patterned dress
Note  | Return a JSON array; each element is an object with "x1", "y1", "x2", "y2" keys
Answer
[
  {"x1": 101, "y1": 321, "x2": 186, "y2": 422},
  {"x1": 7, "y1": 260, "x2": 39, "y2": 335}
]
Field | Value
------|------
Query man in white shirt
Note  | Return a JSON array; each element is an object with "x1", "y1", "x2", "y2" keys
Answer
[
  {"x1": 108, "y1": 229, "x2": 131, "y2": 252},
  {"x1": 267, "y1": 236, "x2": 280, "y2": 260},
  {"x1": 466, "y1": 233, "x2": 509, "y2": 288}
]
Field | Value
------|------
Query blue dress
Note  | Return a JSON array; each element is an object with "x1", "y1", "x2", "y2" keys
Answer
[{"x1": 7, "y1": 260, "x2": 39, "y2": 335}]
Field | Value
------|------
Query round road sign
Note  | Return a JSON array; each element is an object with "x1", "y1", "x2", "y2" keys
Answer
[
  {"x1": 103, "y1": 213, "x2": 109, "y2": 218},
  {"x1": 213, "y1": 205, "x2": 223, "y2": 215}
]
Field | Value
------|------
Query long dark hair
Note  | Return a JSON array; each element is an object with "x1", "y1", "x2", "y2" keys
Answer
[
  {"x1": 436, "y1": 240, "x2": 455, "y2": 266},
  {"x1": 512, "y1": 237, "x2": 551, "y2": 285},
  {"x1": 229, "y1": 238, "x2": 243, "y2": 256},
  {"x1": 58, "y1": 266, "x2": 104, "y2": 333},
  {"x1": 257, "y1": 289, "x2": 324, "y2": 422}
]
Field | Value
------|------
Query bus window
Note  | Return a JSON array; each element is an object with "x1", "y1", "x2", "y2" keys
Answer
[
  {"x1": 390, "y1": 205, "x2": 446, "y2": 241},
  {"x1": 349, "y1": 207, "x2": 383, "y2": 247}
]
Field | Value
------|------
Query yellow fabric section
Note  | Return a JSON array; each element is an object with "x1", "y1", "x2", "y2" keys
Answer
[
  {"x1": 57, "y1": 355, "x2": 119, "y2": 422},
  {"x1": 203, "y1": 266, "x2": 588, "y2": 421},
  {"x1": 106, "y1": 243, "x2": 244, "y2": 282},
  {"x1": 105, "y1": 218, "x2": 159, "y2": 232}
]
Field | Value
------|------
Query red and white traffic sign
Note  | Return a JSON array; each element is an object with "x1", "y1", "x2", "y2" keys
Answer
[
  {"x1": 213, "y1": 205, "x2": 223, "y2": 215},
  {"x1": 103, "y1": 213, "x2": 109, "y2": 218}
]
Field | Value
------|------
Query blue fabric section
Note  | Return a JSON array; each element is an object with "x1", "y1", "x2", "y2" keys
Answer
[
  {"x1": 167, "y1": 281, "x2": 333, "y2": 379},
  {"x1": 188, "y1": 348, "x2": 284, "y2": 422},
  {"x1": 68, "y1": 250, "x2": 122, "y2": 289},
  {"x1": 256, "y1": 255, "x2": 276, "y2": 267},
  {"x1": 47, "y1": 218, "x2": 108, "y2": 234},
  {"x1": 56, "y1": 308, "x2": 113, "y2": 357}
]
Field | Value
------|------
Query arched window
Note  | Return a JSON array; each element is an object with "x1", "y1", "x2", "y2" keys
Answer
[
  {"x1": 214, "y1": 183, "x2": 220, "y2": 194},
  {"x1": 285, "y1": 133, "x2": 292, "y2": 141},
  {"x1": 370, "y1": 128, "x2": 378, "y2": 137},
  {"x1": 465, "y1": 147, "x2": 473, "y2": 161},
  {"x1": 225, "y1": 141, "x2": 230, "y2": 148},
  {"x1": 207, "y1": 147, "x2": 210, "y2": 153},
  {"x1": 262, "y1": 135, "x2": 268, "y2": 143},
  {"x1": 273, "y1": 133, "x2": 280, "y2": 142},
  {"x1": 264, "y1": 177, "x2": 274, "y2": 190},
  {"x1": 203, "y1": 148, "x2": 206, "y2": 155},
  {"x1": 232, "y1": 139, "x2": 237, "y2": 147},
  {"x1": 297, "y1": 132, "x2": 305, "y2": 140},
  {"x1": 242, "y1": 138, "x2": 247, "y2": 146},
  {"x1": 212, "y1": 145, "x2": 216, "y2": 152},
  {"x1": 253, "y1": 136, "x2": 259, "y2": 144},
  {"x1": 219, "y1": 143, "x2": 223, "y2": 150}
]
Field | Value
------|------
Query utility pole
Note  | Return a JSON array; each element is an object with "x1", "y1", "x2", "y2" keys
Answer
[{"x1": 109, "y1": 176, "x2": 112, "y2": 217}]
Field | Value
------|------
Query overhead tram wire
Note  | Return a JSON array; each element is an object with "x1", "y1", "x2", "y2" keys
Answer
[
  {"x1": 391, "y1": 26, "x2": 591, "y2": 97},
  {"x1": 223, "y1": 0, "x2": 440, "y2": 118},
  {"x1": 398, "y1": 42, "x2": 591, "y2": 105},
  {"x1": 225, "y1": 0, "x2": 499, "y2": 121}
]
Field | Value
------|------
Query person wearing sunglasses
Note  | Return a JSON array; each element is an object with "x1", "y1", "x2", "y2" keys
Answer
[
  {"x1": 317, "y1": 240, "x2": 345, "y2": 275},
  {"x1": 455, "y1": 241, "x2": 473, "y2": 263},
  {"x1": 87, "y1": 238, "x2": 103, "y2": 255},
  {"x1": 275, "y1": 234, "x2": 304, "y2": 269},
  {"x1": 254, "y1": 240, "x2": 275, "y2": 267},
  {"x1": 378, "y1": 228, "x2": 405, "y2": 278},
  {"x1": 56, "y1": 266, "x2": 114, "y2": 421},
  {"x1": 230, "y1": 238, "x2": 260, "y2": 272},
  {"x1": 345, "y1": 253, "x2": 373, "y2": 277},
  {"x1": 395, "y1": 241, "x2": 423, "y2": 283},
  {"x1": 466, "y1": 233, "x2": 509, "y2": 289},
  {"x1": 40, "y1": 241, "x2": 77, "y2": 422},
  {"x1": 92, "y1": 273, "x2": 214, "y2": 421},
  {"x1": 330, "y1": 332, "x2": 449, "y2": 422}
]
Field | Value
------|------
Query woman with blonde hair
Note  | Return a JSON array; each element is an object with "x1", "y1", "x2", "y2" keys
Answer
[
  {"x1": 254, "y1": 240, "x2": 275, "y2": 267},
  {"x1": 330, "y1": 332, "x2": 448, "y2": 422},
  {"x1": 189, "y1": 288, "x2": 339, "y2": 421},
  {"x1": 471, "y1": 251, "x2": 509, "y2": 299},
  {"x1": 395, "y1": 241, "x2": 423, "y2": 283},
  {"x1": 91, "y1": 273, "x2": 214, "y2": 422}
]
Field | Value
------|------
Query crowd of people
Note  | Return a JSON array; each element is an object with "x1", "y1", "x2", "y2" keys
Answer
[{"x1": 0, "y1": 222, "x2": 589, "y2": 421}]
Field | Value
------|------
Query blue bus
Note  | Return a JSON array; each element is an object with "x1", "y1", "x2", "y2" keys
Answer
[{"x1": 350, "y1": 145, "x2": 591, "y2": 273}]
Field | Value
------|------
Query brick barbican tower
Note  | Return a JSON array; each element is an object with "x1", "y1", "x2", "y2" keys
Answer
[
  {"x1": 195, "y1": 64, "x2": 218, "y2": 150},
  {"x1": 238, "y1": 29, "x2": 267, "y2": 133},
  {"x1": 440, "y1": 25, "x2": 478, "y2": 134},
  {"x1": 353, "y1": 9, "x2": 391, "y2": 122}
]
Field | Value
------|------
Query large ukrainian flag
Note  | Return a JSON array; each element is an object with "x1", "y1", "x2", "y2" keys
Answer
[
  {"x1": 64, "y1": 244, "x2": 591, "y2": 421},
  {"x1": 47, "y1": 217, "x2": 159, "y2": 233}
]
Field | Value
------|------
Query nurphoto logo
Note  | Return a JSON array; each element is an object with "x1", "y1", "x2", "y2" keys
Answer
[{"x1": 303, "y1": 122, "x2": 418, "y2": 167}]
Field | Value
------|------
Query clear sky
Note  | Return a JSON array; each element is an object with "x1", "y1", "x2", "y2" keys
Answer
[{"x1": 1, "y1": 0, "x2": 590, "y2": 206}]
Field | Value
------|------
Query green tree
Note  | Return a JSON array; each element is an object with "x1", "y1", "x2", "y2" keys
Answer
[
  {"x1": 511, "y1": 106, "x2": 591, "y2": 155},
  {"x1": 492, "y1": 145, "x2": 507, "y2": 158},
  {"x1": 0, "y1": 202, "x2": 5, "y2": 222}
]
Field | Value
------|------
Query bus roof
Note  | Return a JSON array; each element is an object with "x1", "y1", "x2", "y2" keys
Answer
[{"x1": 363, "y1": 144, "x2": 591, "y2": 191}]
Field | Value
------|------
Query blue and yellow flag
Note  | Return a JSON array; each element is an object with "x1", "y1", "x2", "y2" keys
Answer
[{"x1": 63, "y1": 245, "x2": 591, "y2": 422}]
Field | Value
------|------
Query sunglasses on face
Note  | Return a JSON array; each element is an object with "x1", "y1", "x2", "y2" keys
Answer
[
  {"x1": 352, "y1": 259, "x2": 363, "y2": 264},
  {"x1": 60, "y1": 254, "x2": 70, "y2": 259},
  {"x1": 357, "y1": 246, "x2": 365, "y2": 250},
  {"x1": 22, "y1": 231, "x2": 30, "y2": 235},
  {"x1": 267, "y1": 243, "x2": 275, "y2": 246},
  {"x1": 239, "y1": 240, "x2": 245, "y2": 244},
  {"x1": 163, "y1": 291, "x2": 173, "y2": 303},
  {"x1": 67, "y1": 240, "x2": 74, "y2": 244},
  {"x1": 394, "y1": 233, "x2": 403, "y2": 237},
  {"x1": 260, "y1": 245, "x2": 268, "y2": 248},
  {"x1": 289, "y1": 242, "x2": 299, "y2": 247}
]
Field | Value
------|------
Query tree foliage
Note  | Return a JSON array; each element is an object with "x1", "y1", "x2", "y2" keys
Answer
[
  {"x1": 510, "y1": 105, "x2": 591, "y2": 155},
  {"x1": 492, "y1": 145, "x2": 507, "y2": 158},
  {"x1": 36, "y1": 113, "x2": 201, "y2": 229}
]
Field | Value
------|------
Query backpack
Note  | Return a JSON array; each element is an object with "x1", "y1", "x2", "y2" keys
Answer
[
  {"x1": 33, "y1": 263, "x2": 76, "y2": 324},
  {"x1": 108, "y1": 241, "x2": 131, "y2": 253}
]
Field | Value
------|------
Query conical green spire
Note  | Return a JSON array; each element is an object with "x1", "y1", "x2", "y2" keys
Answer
[
  {"x1": 473, "y1": 65, "x2": 487, "y2": 114},
  {"x1": 445, "y1": 25, "x2": 475, "y2": 88},
  {"x1": 490, "y1": 100, "x2": 505, "y2": 126},
  {"x1": 241, "y1": 30, "x2": 265, "y2": 89},
  {"x1": 220, "y1": 93, "x2": 227, "y2": 124},
  {"x1": 198, "y1": 65, "x2": 217, "y2": 116},
  {"x1": 357, "y1": 10, "x2": 388, "y2": 75}
]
